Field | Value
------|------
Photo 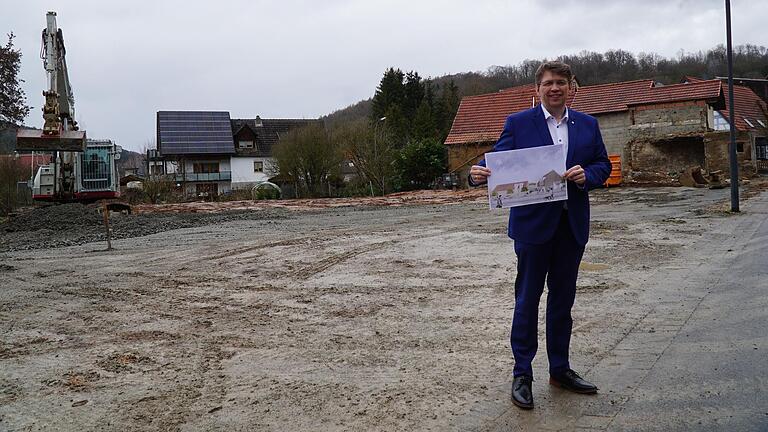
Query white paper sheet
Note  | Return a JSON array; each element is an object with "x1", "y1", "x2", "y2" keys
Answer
[{"x1": 485, "y1": 144, "x2": 568, "y2": 209}]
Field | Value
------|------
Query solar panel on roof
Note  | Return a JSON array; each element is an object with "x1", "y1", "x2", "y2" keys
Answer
[{"x1": 157, "y1": 111, "x2": 235, "y2": 155}]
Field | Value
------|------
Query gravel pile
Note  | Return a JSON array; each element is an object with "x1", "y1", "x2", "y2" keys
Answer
[{"x1": 0, "y1": 203, "x2": 292, "y2": 252}]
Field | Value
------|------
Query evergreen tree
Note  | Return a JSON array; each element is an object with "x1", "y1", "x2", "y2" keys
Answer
[
  {"x1": 436, "y1": 80, "x2": 460, "y2": 141},
  {"x1": 403, "y1": 71, "x2": 425, "y2": 121},
  {"x1": 383, "y1": 104, "x2": 408, "y2": 147},
  {"x1": 371, "y1": 68, "x2": 405, "y2": 122},
  {"x1": 0, "y1": 33, "x2": 30, "y2": 125},
  {"x1": 423, "y1": 80, "x2": 436, "y2": 112},
  {"x1": 411, "y1": 99, "x2": 436, "y2": 141}
]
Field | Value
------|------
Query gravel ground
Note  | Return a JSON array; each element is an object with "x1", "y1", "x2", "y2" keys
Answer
[
  {"x1": 1, "y1": 204, "x2": 294, "y2": 252},
  {"x1": 0, "y1": 183, "x2": 765, "y2": 431}
]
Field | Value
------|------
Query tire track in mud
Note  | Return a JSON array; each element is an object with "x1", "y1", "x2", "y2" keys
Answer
[
  {"x1": 203, "y1": 237, "x2": 316, "y2": 261},
  {"x1": 186, "y1": 220, "x2": 472, "y2": 282},
  {"x1": 292, "y1": 239, "x2": 402, "y2": 281},
  {"x1": 291, "y1": 230, "x2": 457, "y2": 281}
]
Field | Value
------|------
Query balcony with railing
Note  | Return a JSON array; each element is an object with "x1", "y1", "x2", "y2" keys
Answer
[
  {"x1": 147, "y1": 149, "x2": 163, "y2": 161},
  {"x1": 174, "y1": 171, "x2": 232, "y2": 182}
]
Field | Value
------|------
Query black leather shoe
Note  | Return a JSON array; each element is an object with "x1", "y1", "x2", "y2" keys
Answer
[
  {"x1": 511, "y1": 375, "x2": 534, "y2": 409},
  {"x1": 549, "y1": 369, "x2": 598, "y2": 394}
]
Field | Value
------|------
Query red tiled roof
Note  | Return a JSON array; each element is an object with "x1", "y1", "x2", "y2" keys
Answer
[
  {"x1": 444, "y1": 84, "x2": 537, "y2": 145},
  {"x1": 570, "y1": 79, "x2": 655, "y2": 114},
  {"x1": 720, "y1": 84, "x2": 768, "y2": 131},
  {"x1": 445, "y1": 78, "x2": 727, "y2": 145},
  {"x1": 625, "y1": 80, "x2": 722, "y2": 107}
]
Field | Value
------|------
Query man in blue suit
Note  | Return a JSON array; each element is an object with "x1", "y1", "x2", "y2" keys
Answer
[{"x1": 469, "y1": 61, "x2": 611, "y2": 410}]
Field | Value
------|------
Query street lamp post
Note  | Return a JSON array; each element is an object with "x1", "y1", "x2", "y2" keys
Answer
[
  {"x1": 725, "y1": 0, "x2": 740, "y2": 212},
  {"x1": 373, "y1": 116, "x2": 386, "y2": 196}
]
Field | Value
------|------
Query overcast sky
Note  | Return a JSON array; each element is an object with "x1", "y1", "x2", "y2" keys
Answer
[{"x1": 4, "y1": 0, "x2": 768, "y2": 152}]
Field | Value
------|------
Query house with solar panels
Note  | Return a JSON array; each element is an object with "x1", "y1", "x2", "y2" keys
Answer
[
  {"x1": 156, "y1": 111, "x2": 236, "y2": 197},
  {"x1": 155, "y1": 111, "x2": 320, "y2": 198}
]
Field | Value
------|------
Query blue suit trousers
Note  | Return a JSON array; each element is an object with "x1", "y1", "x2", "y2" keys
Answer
[{"x1": 511, "y1": 209, "x2": 585, "y2": 378}]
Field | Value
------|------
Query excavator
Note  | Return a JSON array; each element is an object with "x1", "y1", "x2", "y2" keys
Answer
[{"x1": 16, "y1": 11, "x2": 123, "y2": 203}]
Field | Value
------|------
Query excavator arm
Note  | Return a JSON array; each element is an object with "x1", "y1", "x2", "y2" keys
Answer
[{"x1": 16, "y1": 11, "x2": 85, "y2": 152}]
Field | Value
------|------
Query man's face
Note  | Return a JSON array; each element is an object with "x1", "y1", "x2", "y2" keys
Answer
[{"x1": 536, "y1": 70, "x2": 571, "y2": 112}]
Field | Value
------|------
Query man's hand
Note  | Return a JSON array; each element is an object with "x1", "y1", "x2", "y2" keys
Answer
[
  {"x1": 564, "y1": 165, "x2": 586, "y2": 185},
  {"x1": 470, "y1": 165, "x2": 491, "y2": 185}
]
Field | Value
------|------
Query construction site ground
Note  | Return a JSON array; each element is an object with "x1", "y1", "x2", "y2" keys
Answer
[{"x1": 2, "y1": 181, "x2": 767, "y2": 431}]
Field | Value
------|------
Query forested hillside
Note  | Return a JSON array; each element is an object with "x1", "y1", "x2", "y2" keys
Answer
[{"x1": 324, "y1": 44, "x2": 768, "y2": 128}]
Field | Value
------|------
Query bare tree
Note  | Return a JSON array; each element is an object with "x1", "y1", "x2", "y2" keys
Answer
[
  {"x1": 0, "y1": 156, "x2": 27, "y2": 214},
  {"x1": 272, "y1": 123, "x2": 342, "y2": 198},
  {"x1": 333, "y1": 119, "x2": 397, "y2": 195}
]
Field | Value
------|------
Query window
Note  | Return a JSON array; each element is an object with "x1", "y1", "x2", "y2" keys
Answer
[
  {"x1": 744, "y1": 117, "x2": 755, "y2": 128},
  {"x1": 238, "y1": 140, "x2": 254, "y2": 149},
  {"x1": 196, "y1": 183, "x2": 218, "y2": 198},
  {"x1": 758, "y1": 120, "x2": 766, "y2": 128},
  {"x1": 713, "y1": 111, "x2": 730, "y2": 131},
  {"x1": 253, "y1": 161, "x2": 264, "y2": 173},
  {"x1": 756, "y1": 137, "x2": 768, "y2": 160},
  {"x1": 737, "y1": 142, "x2": 744, "y2": 153},
  {"x1": 193, "y1": 162, "x2": 219, "y2": 173}
]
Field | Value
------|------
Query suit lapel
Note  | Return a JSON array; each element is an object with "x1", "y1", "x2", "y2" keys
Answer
[
  {"x1": 531, "y1": 106, "x2": 555, "y2": 147},
  {"x1": 566, "y1": 112, "x2": 577, "y2": 168}
]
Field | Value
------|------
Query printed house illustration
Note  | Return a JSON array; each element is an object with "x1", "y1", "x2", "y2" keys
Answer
[
  {"x1": 491, "y1": 181, "x2": 529, "y2": 197},
  {"x1": 538, "y1": 170, "x2": 565, "y2": 190},
  {"x1": 489, "y1": 169, "x2": 567, "y2": 208}
]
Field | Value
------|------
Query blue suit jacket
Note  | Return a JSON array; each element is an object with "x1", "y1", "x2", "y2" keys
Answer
[{"x1": 478, "y1": 106, "x2": 611, "y2": 246}]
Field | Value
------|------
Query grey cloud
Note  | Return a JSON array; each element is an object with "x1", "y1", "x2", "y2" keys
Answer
[{"x1": 3, "y1": 0, "x2": 766, "y2": 151}]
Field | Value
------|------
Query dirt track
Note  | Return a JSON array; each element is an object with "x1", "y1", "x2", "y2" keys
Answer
[{"x1": 0, "y1": 184, "x2": 764, "y2": 431}]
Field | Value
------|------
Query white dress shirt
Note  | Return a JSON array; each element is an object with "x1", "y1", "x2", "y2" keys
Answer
[
  {"x1": 541, "y1": 104, "x2": 569, "y2": 156},
  {"x1": 541, "y1": 104, "x2": 570, "y2": 209}
]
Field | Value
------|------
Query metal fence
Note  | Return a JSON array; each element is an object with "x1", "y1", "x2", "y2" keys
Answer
[{"x1": 757, "y1": 160, "x2": 768, "y2": 173}]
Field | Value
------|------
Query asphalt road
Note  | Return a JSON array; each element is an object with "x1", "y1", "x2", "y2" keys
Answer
[{"x1": 486, "y1": 190, "x2": 768, "y2": 432}]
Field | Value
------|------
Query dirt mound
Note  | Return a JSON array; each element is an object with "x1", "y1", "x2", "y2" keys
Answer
[
  {"x1": 0, "y1": 203, "x2": 292, "y2": 252},
  {"x1": 5, "y1": 203, "x2": 103, "y2": 232}
]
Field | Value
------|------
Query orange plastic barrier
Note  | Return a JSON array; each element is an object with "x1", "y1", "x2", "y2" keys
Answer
[{"x1": 605, "y1": 154, "x2": 622, "y2": 187}]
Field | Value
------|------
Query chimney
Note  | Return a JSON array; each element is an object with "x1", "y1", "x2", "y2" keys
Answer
[{"x1": 254, "y1": 115, "x2": 263, "y2": 127}]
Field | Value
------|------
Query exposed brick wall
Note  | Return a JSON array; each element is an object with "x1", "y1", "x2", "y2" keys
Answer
[
  {"x1": 703, "y1": 131, "x2": 755, "y2": 178},
  {"x1": 594, "y1": 112, "x2": 631, "y2": 167},
  {"x1": 595, "y1": 102, "x2": 717, "y2": 182},
  {"x1": 629, "y1": 103, "x2": 709, "y2": 138},
  {"x1": 628, "y1": 136, "x2": 706, "y2": 183},
  {"x1": 593, "y1": 103, "x2": 709, "y2": 176}
]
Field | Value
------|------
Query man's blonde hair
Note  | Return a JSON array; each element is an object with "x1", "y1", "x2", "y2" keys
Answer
[{"x1": 535, "y1": 61, "x2": 573, "y2": 85}]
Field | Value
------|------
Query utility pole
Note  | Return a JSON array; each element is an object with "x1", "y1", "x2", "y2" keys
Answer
[{"x1": 725, "y1": 0, "x2": 740, "y2": 212}]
